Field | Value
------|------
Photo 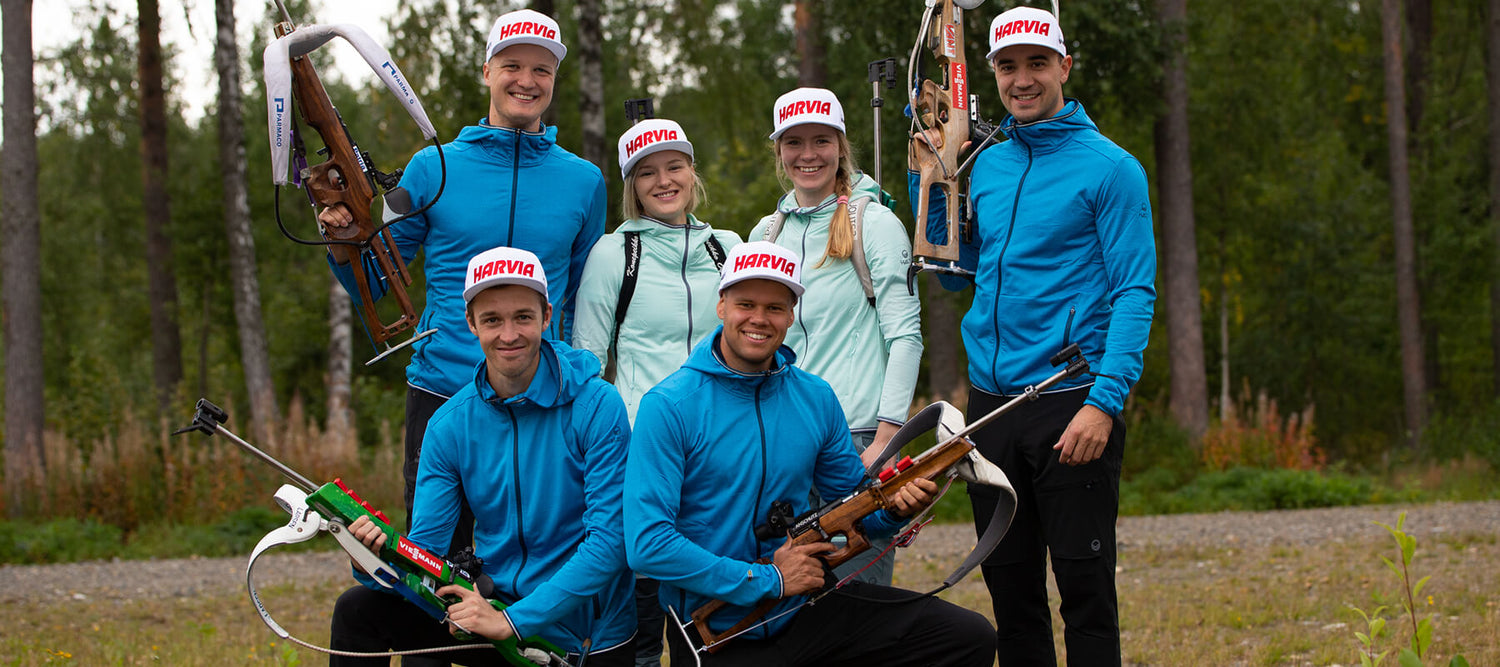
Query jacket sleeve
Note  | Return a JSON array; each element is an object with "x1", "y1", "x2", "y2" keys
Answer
[
  {"x1": 863, "y1": 208, "x2": 924, "y2": 425},
  {"x1": 1085, "y1": 157, "x2": 1157, "y2": 416},
  {"x1": 504, "y1": 385, "x2": 632, "y2": 637},
  {"x1": 559, "y1": 173, "x2": 608, "y2": 345},
  {"x1": 808, "y1": 387, "x2": 906, "y2": 538},
  {"x1": 906, "y1": 170, "x2": 978, "y2": 292},
  {"x1": 572, "y1": 235, "x2": 625, "y2": 369},
  {"x1": 625, "y1": 391, "x2": 784, "y2": 607},
  {"x1": 405, "y1": 404, "x2": 464, "y2": 565},
  {"x1": 327, "y1": 149, "x2": 431, "y2": 307}
]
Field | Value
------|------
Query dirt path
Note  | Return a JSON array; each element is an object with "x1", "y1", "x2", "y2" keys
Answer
[{"x1": 4, "y1": 500, "x2": 1493, "y2": 604}]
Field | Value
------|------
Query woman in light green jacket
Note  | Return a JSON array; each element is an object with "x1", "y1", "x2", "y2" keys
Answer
[
  {"x1": 575, "y1": 119, "x2": 742, "y2": 422},
  {"x1": 751, "y1": 88, "x2": 924, "y2": 586}
]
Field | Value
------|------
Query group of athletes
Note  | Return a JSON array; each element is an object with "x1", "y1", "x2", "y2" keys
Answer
[{"x1": 316, "y1": 5, "x2": 1156, "y2": 667}]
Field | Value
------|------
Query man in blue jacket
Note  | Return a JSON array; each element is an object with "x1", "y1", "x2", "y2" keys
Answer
[
  {"x1": 320, "y1": 8, "x2": 607, "y2": 556},
  {"x1": 330, "y1": 247, "x2": 634, "y2": 666},
  {"x1": 624, "y1": 241, "x2": 994, "y2": 667},
  {"x1": 910, "y1": 7, "x2": 1157, "y2": 666}
]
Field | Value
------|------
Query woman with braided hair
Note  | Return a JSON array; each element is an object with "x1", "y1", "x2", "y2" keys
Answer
[{"x1": 750, "y1": 87, "x2": 924, "y2": 587}]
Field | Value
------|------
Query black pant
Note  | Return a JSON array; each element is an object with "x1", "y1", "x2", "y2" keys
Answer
[
  {"x1": 663, "y1": 582, "x2": 994, "y2": 667},
  {"x1": 404, "y1": 386, "x2": 474, "y2": 554},
  {"x1": 330, "y1": 585, "x2": 632, "y2": 667},
  {"x1": 633, "y1": 577, "x2": 664, "y2": 665},
  {"x1": 967, "y1": 385, "x2": 1124, "y2": 667}
]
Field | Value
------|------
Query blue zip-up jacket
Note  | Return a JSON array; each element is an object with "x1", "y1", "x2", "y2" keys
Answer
[
  {"x1": 404, "y1": 339, "x2": 633, "y2": 653},
  {"x1": 572, "y1": 215, "x2": 742, "y2": 423},
  {"x1": 332, "y1": 120, "x2": 606, "y2": 397},
  {"x1": 623, "y1": 330, "x2": 906, "y2": 640},
  {"x1": 908, "y1": 100, "x2": 1156, "y2": 415}
]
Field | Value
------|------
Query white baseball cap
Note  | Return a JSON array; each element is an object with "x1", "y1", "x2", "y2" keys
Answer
[
  {"x1": 986, "y1": 6, "x2": 1067, "y2": 61},
  {"x1": 769, "y1": 88, "x2": 845, "y2": 141},
  {"x1": 464, "y1": 246, "x2": 549, "y2": 304},
  {"x1": 719, "y1": 241, "x2": 804, "y2": 297},
  {"x1": 485, "y1": 9, "x2": 567, "y2": 65},
  {"x1": 617, "y1": 118, "x2": 694, "y2": 179}
]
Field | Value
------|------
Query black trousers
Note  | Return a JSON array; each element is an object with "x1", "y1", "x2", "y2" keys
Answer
[
  {"x1": 663, "y1": 582, "x2": 994, "y2": 667},
  {"x1": 967, "y1": 385, "x2": 1124, "y2": 667},
  {"x1": 330, "y1": 585, "x2": 632, "y2": 667},
  {"x1": 404, "y1": 386, "x2": 474, "y2": 553}
]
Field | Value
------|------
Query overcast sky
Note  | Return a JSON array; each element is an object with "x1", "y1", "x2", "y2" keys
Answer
[{"x1": 13, "y1": 0, "x2": 398, "y2": 123}]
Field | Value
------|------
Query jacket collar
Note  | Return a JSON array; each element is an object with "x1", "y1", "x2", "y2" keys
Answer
[
  {"x1": 456, "y1": 120, "x2": 559, "y2": 167},
  {"x1": 1000, "y1": 99, "x2": 1096, "y2": 154}
]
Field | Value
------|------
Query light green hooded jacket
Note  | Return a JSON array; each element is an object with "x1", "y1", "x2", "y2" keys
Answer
[
  {"x1": 750, "y1": 174, "x2": 923, "y2": 431},
  {"x1": 574, "y1": 215, "x2": 743, "y2": 423}
]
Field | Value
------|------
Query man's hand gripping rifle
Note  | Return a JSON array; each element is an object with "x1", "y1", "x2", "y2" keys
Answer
[
  {"x1": 262, "y1": 0, "x2": 443, "y2": 365},
  {"x1": 687, "y1": 345, "x2": 1090, "y2": 653},
  {"x1": 172, "y1": 399, "x2": 568, "y2": 667}
]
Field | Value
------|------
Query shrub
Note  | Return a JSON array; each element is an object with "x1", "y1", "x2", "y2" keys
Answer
[{"x1": 1202, "y1": 384, "x2": 1324, "y2": 472}]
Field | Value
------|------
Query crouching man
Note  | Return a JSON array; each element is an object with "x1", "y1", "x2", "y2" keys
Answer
[
  {"x1": 624, "y1": 241, "x2": 994, "y2": 666},
  {"x1": 330, "y1": 247, "x2": 635, "y2": 666}
]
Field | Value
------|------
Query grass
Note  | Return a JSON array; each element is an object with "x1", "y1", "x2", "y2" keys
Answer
[{"x1": 3, "y1": 518, "x2": 1495, "y2": 666}]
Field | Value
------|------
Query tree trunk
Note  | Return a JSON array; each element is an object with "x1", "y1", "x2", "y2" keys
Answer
[
  {"x1": 532, "y1": 0, "x2": 558, "y2": 129},
  {"x1": 139, "y1": 0, "x2": 183, "y2": 414},
  {"x1": 1489, "y1": 0, "x2": 1500, "y2": 396},
  {"x1": 1155, "y1": 0, "x2": 1208, "y2": 440},
  {"x1": 217, "y1": 0, "x2": 280, "y2": 443},
  {"x1": 576, "y1": 0, "x2": 607, "y2": 181},
  {"x1": 326, "y1": 278, "x2": 355, "y2": 463},
  {"x1": 922, "y1": 279, "x2": 965, "y2": 409},
  {"x1": 3, "y1": 0, "x2": 46, "y2": 518},
  {"x1": 1382, "y1": 0, "x2": 1427, "y2": 449},
  {"x1": 794, "y1": 1, "x2": 826, "y2": 87}
]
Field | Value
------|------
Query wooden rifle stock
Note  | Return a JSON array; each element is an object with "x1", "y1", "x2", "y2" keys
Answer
[
  {"x1": 277, "y1": 23, "x2": 419, "y2": 345},
  {"x1": 690, "y1": 434, "x2": 976, "y2": 652},
  {"x1": 910, "y1": 0, "x2": 971, "y2": 263}
]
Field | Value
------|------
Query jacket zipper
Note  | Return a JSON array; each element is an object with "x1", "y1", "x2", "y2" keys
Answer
[
  {"x1": 990, "y1": 132, "x2": 1033, "y2": 386},
  {"x1": 681, "y1": 225, "x2": 694, "y2": 357},
  {"x1": 505, "y1": 404, "x2": 529, "y2": 595}
]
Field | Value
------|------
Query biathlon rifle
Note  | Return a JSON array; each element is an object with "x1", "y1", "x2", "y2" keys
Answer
[
  {"x1": 907, "y1": 0, "x2": 984, "y2": 279},
  {"x1": 262, "y1": 0, "x2": 442, "y2": 365},
  {"x1": 173, "y1": 399, "x2": 569, "y2": 667},
  {"x1": 687, "y1": 345, "x2": 1090, "y2": 654}
]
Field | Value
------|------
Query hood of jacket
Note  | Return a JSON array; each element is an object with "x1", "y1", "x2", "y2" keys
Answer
[
  {"x1": 470, "y1": 337, "x2": 601, "y2": 411},
  {"x1": 998, "y1": 98, "x2": 1098, "y2": 156},
  {"x1": 452, "y1": 120, "x2": 561, "y2": 168}
]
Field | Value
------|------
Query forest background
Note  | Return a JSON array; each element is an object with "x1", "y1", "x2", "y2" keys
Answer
[{"x1": 3, "y1": 0, "x2": 1500, "y2": 534}]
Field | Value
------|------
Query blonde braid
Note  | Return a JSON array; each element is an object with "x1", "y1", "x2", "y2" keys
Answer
[{"x1": 815, "y1": 134, "x2": 860, "y2": 267}]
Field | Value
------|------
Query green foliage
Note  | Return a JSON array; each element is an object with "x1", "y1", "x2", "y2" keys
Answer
[
  {"x1": 1124, "y1": 467, "x2": 1384, "y2": 515},
  {"x1": 1420, "y1": 400, "x2": 1500, "y2": 472},
  {"x1": 1348, "y1": 513, "x2": 1472, "y2": 667},
  {"x1": 0, "y1": 518, "x2": 123, "y2": 564}
]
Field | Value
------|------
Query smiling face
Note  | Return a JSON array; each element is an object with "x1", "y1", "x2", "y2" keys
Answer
[
  {"x1": 466, "y1": 285, "x2": 552, "y2": 398},
  {"x1": 776, "y1": 124, "x2": 843, "y2": 207},
  {"x1": 630, "y1": 149, "x2": 696, "y2": 225},
  {"x1": 482, "y1": 43, "x2": 557, "y2": 131},
  {"x1": 991, "y1": 44, "x2": 1072, "y2": 124},
  {"x1": 715, "y1": 279, "x2": 796, "y2": 374}
]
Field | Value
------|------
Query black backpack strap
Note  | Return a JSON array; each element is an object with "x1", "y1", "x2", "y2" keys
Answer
[
  {"x1": 704, "y1": 235, "x2": 727, "y2": 271},
  {"x1": 610, "y1": 231, "x2": 643, "y2": 372}
]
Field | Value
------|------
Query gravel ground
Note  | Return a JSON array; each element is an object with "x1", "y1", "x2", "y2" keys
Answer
[{"x1": 3, "y1": 500, "x2": 1495, "y2": 604}]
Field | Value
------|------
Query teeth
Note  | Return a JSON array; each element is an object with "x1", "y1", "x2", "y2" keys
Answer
[
  {"x1": 797, "y1": 167, "x2": 820, "y2": 173},
  {"x1": 745, "y1": 332, "x2": 769, "y2": 341}
]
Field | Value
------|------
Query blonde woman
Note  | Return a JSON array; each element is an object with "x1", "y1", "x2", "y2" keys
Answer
[{"x1": 751, "y1": 88, "x2": 923, "y2": 586}]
